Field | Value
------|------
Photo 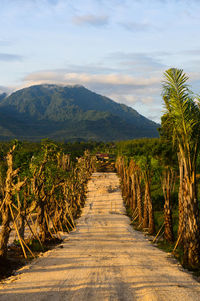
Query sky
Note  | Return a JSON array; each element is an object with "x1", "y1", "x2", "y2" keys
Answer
[{"x1": 0, "y1": 0, "x2": 200, "y2": 123}]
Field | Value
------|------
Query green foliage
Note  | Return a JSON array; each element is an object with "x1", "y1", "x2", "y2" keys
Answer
[
  {"x1": 162, "y1": 68, "x2": 200, "y2": 173},
  {"x1": 116, "y1": 138, "x2": 177, "y2": 169},
  {"x1": 61, "y1": 141, "x2": 100, "y2": 159}
]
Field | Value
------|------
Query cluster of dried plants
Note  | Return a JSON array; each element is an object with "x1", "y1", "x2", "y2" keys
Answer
[{"x1": 0, "y1": 141, "x2": 96, "y2": 260}]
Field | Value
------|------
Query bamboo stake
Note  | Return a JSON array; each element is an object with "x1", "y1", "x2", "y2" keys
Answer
[
  {"x1": 0, "y1": 198, "x2": 6, "y2": 212},
  {"x1": 59, "y1": 219, "x2": 64, "y2": 232},
  {"x1": 9, "y1": 203, "x2": 27, "y2": 259},
  {"x1": 24, "y1": 215, "x2": 44, "y2": 250},
  {"x1": 19, "y1": 235, "x2": 35, "y2": 258},
  {"x1": 172, "y1": 231, "x2": 182, "y2": 253},
  {"x1": 10, "y1": 205, "x2": 35, "y2": 259},
  {"x1": 65, "y1": 221, "x2": 70, "y2": 233},
  {"x1": 28, "y1": 213, "x2": 44, "y2": 250},
  {"x1": 29, "y1": 213, "x2": 39, "y2": 236},
  {"x1": 132, "y1": 207, "x2": 138, "y2": 219},
  {"x1": 156, "y1": 231, "x2": 164, "y2": 243},
  {"x1": 137, "y1": 220, "x2": 143, "y2": 229},
  {"x1": 64, "y1": 215, "x2": 74, "y2": 230},
  {"x1": 68, "y1": 206, "x2": 75, "y2": 229},
  {"x1": 56, "y1": 201, "x2": 70, "y2": 233},
  {"x1": 130, "y1": 213, "x2": 139, "y2": 224},
  {"x1": 153, "y1": 222, "x2": 165, "y2": 243},
  {"x1": 44, "y1": 210, "x2": 54, "y2": 239},
  {"x1": 48, "y1": 213, "x2": 61, "y2": 239},
  {"x1": 62, "y1": 218, "x2": 70, "y2": 233},
  {"x1": 11, "y1": 203, "x2": 24, "y2": 226}
]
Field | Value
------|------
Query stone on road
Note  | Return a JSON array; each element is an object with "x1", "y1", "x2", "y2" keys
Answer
[{"x1": 0, "y1": 172, "x2": 200, "y2": 301}]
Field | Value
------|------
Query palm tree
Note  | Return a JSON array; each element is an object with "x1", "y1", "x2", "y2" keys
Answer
[
  {"x1": 162, "y1": 68, "x2": 200, "y2": 267},
  {"x1": 129, "y1": 160, "x2": 137, "y2": 211},
  {"x1": 137, "y1": 155, "x2": 155, "y2": 234},
  {"x1": 161, "y1": 166, "x2": 175, "y2": 242},
  {"x1": 154, "y1": 138, "x2": 177, "y2": 243}
]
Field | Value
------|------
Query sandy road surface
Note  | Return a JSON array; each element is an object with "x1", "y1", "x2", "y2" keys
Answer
[{"x1": 1, "y1": 172, "x2": 200, "y2": 301}]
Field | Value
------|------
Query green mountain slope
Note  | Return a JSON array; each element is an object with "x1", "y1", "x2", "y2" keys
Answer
[
  {"x1": 0, "y1": 84, "x2": 159, "y2": 141},
  {"x1": 0, "y1": 93, "x2": 6, "y2": 102}
]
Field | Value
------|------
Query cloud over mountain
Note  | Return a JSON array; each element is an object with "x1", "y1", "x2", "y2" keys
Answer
[
  {"x1": 22, "y1": 69, "x2": 161, "y2": 114},
  {"x1": 24, "y1": 71, "x2": 160, "y2": 87}
]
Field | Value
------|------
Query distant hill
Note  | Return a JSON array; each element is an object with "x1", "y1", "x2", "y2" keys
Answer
[
  {"x1": 0, "y1": 93, "x2": 6, "y2": 102},
  {"x1": 0, "y1": 84, "x2": 159, "y2": 141}
]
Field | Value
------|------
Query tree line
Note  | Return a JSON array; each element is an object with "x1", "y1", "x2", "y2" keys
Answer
[{"x1": 116, "y1": 68, "x2": 200, "y2": 269}]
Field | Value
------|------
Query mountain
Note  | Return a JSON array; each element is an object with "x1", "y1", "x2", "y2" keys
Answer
[
  {"x1": 0, "y1": 84, "x2": 159, "y2": 141},
  {"x1": 0, "y1": 93, "x2": 6, "y2": 102}
]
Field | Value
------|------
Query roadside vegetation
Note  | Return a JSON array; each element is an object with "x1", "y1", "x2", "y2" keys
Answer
[
  {"x1": 0, "y1": 139, "x2": 96, "y2": 279},
  {"x1": 115, "y1": 68, "x2": 200, "y2": 272}
]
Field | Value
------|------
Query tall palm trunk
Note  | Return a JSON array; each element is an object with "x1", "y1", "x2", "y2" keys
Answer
[
  {"x1": 124, "y1": 169, "x2": 130, "y2": 206},
  {"x1": 135, "y1": 171, "x2": 143, "y2": 224},
  {"x1": 162, "y1": 168, "x2": 175, "y2": 242},
  {"x1": 143, "y1": 169, "x2": 155, "y2": 234},
  {"x1": 123, "y1": 169, "x2": 129, "y2": 205},
  {"x1": 143, "y1": 182, "x2": 149, "y2": 228},
  {"x1": 177, "y1": 153, "x2": 184, "y2": 240},
  {"x1": 182, "y1": 168, "x2": 200, "y2": 267},
  {"x1": 131, "y1": 174, "x2": 137, "y2": 210},
  {"x1": 147, "y1": 182, "x2": 155, "y2": 234},
  {"x1": 164, "y1": 201, "x2": 174, "y2": 242}
]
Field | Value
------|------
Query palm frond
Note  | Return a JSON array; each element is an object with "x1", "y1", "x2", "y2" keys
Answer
[{"x1": 161, "y1": 68, "x2": 200, "y2": 174}]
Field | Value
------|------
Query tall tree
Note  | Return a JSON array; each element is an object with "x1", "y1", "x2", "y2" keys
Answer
[{"x1": 162, "y1": 68, "x2": 200, "y2": 267}]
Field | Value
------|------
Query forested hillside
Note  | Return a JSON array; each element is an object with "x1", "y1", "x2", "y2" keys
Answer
[{"x1": 0, "y1": 85, "x2": 159, "y2": 141}]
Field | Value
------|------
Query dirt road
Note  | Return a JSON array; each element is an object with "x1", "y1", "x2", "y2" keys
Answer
[{"x1": 0, "y1": 172, "x2": 200, "y2": 300}]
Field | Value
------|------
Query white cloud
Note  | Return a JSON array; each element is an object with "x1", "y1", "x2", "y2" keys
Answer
[
  {"x1": 73, "y1": 14, "x2": 109, "y2": 26},
  {"x1": 106, "y1": 52, "x2": 166, "y2": 73},
  {"x1": 0, "y1": 53, "x2": 23, "y2": 62},
  {"x1": 119, "y1": 21, "x2": 154, "y2": 32},
  {"x1": 24, "y1": 71, "x2": 160, "y2": 88},
  {"x1": 0, "y1": 40, "x2": 11, "y2": 46},
  {"x1": 0, "y1": 85, "x2": 13, "y2": 94}
]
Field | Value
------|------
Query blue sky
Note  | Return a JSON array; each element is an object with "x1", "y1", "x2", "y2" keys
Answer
[{"x1": 0, "y1": 0, "x2": 200, "y2": 122}]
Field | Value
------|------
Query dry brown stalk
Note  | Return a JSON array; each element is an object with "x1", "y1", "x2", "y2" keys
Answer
[
  {"x1": 9, "y1": 203, "x2": 28, "y2": 258},
  {"x1": 153, "y1": 223, "x2": 165, "y2": 243},
  {"x1": 0, "y1": 145, "x2": 26, "y2": 259}
]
